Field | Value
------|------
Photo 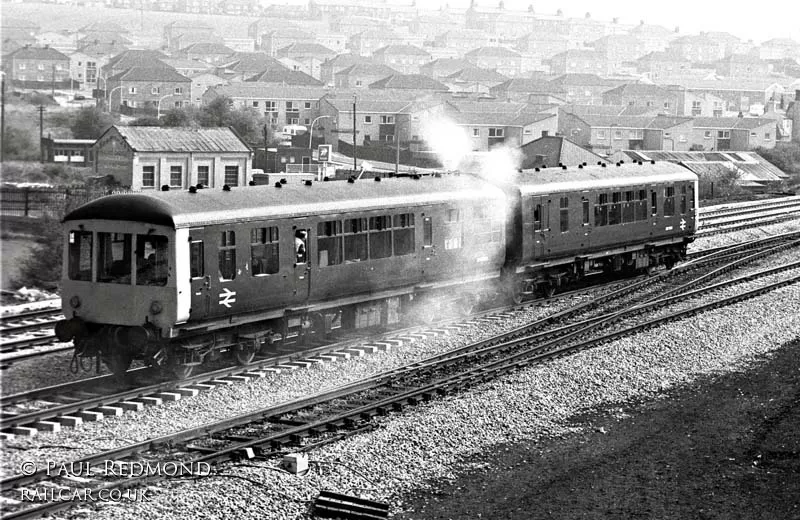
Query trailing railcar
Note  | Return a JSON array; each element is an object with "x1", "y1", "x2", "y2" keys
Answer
[
  {"x1": 55, "y1": 176, "x2": 507, "y2": 378},
  {"x1": 499, "y1": 161, "x2": 698, "y2": 297}
]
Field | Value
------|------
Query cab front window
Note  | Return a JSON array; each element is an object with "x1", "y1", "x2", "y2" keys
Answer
[
  {"x1": 136, "y1": 234, "x2": 169, "y2": 286},
  {"x1": 97, "y1": 233, "x2": 132, "y2": 284},
  {"x1": 68, "y1": 230, "x2": 93, "y2": 281}
]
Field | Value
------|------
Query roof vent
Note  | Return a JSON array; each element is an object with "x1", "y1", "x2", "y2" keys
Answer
[
  {"x1": 280, "y1": 178, "x2": 287, "y2": 184},
  {"x1": 412, "y1": 174, "x2": 421, "y2": 180},
  {"x1": 578, "y1": 164, "x2": 583, "y2": 169},
  {"x1": 196, "y1": 183, "x2": 205, "y2": 189},
  {"x1": 248, "y1": 180, "x2": 256, "y2": 186},
  {"x1": 347, "y1": 177, "x2": 355, "y2": 184},
  {"x1": 541, "y1": 164, "x2": 547, "y2": 169},
  {"x1": 274, "y1": 182, "x2": 282, "y2": 188},
  {"x1": 583, "y1": 162, "x2": 588, "y2": 166},
  {"x1": 619, "y1": 160, "x2": 625, "y2": 164},
  {"x1": 305, "y1": 180, "x2": 312, "y2": 186},
  {"x1": 534, "y1": 167, "x2": 540, "y2": 172},
  {"x1": 323, "y1": 177, "x2": 330, "y2": 182},
  {"x1": 561, "y1": 165, "x2": 567, "y2": 170},
  {"x1": 601, "y1": 163, "x2": 607, "y2": 168},
  {"x1": 188, "y1": 186, "x2": 197, "y2": 193},
  {"x1": 597, "y1": 161, "x2": 603, "y2": 165},
  {"x1": 616, "y1": 162, "x2": 620, "y2": 167},
  {"x1": 650, "y1": 160, "x2": 656, "y2": 164},
  {"x1": 222, "y1": 184, "x2": 231, "y2": 191},
  {"x1": 374, "y1": 176, "x2": 381, "y2": 182},
  {"x1": 161, "y1": 185, "x2": 170, "y2": 191}
]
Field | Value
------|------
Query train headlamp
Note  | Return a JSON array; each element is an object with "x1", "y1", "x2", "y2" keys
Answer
[
  {"x1": 69, "y1": 296, "x2": 81, "y2": 309},
  {"x1": 149, "y1": 300, "x2": 163, "y2": 315}
]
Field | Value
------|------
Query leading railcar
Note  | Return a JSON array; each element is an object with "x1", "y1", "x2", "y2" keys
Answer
[{"x1": 55, "y1": 161, "x2": 698, "y2": 379}]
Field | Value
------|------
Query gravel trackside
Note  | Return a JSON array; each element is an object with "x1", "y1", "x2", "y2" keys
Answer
[{"x1": 42, "y1": 278, "x2": 800, "y2": 520}]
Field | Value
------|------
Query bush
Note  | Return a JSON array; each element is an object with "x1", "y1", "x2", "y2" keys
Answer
[
  {"x1": 2, "y1": 126, "x2": 39, "y2": 161},
  {"x1": 12, "y1": 213, "x2": 64, "y2": 290}
]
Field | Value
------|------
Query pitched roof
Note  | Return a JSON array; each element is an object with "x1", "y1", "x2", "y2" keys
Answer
[
  {"x1": 637, "y1": 51, "x2": 685, "y2": 63},
  {"x1": 182, "y1": 42, "x2": 235, "y2": 55},
  {"x1": 603, "y1": 83, "x2": 674, "y2": 97},
  {"x1": 494, "y1": 78, "x2": 562, "y2": 94},
  {"x1": 79, "y1": 22, "x2": 128, "y2": 34},
  {"x1": 218, "y1": 52, "x2": 286, "y2": 73},
  {"x1": 369, "y1": 74, "x2": 448, "y2": 91},
  {"x1": 6, "y1": 46, "x2": 69, "y2": 61},
  {"x1": 105, "y1": 50, "x2": 169, "y2": 70},
  {"x1": 78, "y1": 33, "x2": 132, "y2": 45},
  {"x1": 109, "y1": 66, "x2": 190, "y2": 83},
  {"x1": 446, "y1": 67, "x2": 507, "y2": 83},
  {"x1": 465, "y1": 46, "x2": 521, "y2": 58},
  {"x1": 322, "y1": 53, "x2": 375, "y2": 68},
  {"x1": 278, "y1": 42, "x2": 337, "y2": 56},
  {"x1": 372, "y1": 44, "x2": 430, "y2": 57},
  {"x1": 77, "y1": 41, "x2": 129, "y2": 58},
  {"x1": 207, "y1": 84, "x2": 330, "y2": 100},
  {"x1": 550, "y1": 73, "x2": 615, "y2": 87},
  {"x1": 692, "y1": 117, "x2": 775, "y2": 129},
  {"x1": 106, "y1": 126, "x2": 250, "y2": 153},
  {"x1": 551, "y1": 49, "x2": 604, "y2": 60},
  {"x1": 324, "y1": 97, "x2": 414, "y2": 114},
  {"x1": 336, "y1": 63, "x2": 399, "y2": 77},
  {"x1": 246, "y1": 68, "x2": 323, "y2": 86}
]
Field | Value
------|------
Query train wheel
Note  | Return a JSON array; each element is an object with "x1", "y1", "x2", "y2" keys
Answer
[
  {"x1": 457, "y1": 293, "x2": 478, "y2": 317},
  {"x1": 234, "y1": 340, "x2": 259, "y2": 366},
  {"x1": 506, "y1": 283, "x2": 523, "y2": 305},
  {"x1": 171, "y1": 363, "x2": 195, "y2": 380},
  {"x1": 543, "y1": 284, "x2": 556, "y2": 299},
  {"x1": 665, "y1": 256, "x2": 676, "y2": 270},
  {"x1": 103, "y1": 350, "x2": 132, "y2": 384}
]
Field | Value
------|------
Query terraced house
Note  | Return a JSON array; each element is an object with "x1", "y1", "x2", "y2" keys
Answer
[
  {"x1": 3, "y1": 46, "x2": 71, "y2": 89},
  {"x1": 107, "y1": 66, "x2": 191, "y2": 115}
]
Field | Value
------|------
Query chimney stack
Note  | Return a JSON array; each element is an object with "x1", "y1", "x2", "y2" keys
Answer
[{"x1": 793, "y1": 90, "x2": 800, "y2": 144}]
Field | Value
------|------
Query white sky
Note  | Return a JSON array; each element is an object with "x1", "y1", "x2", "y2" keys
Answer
[{"x1": 282, "y1": 0, "x2": 800, "y2": 45}]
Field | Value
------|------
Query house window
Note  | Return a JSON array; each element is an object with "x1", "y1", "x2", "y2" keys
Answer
[
  {"x1": 174, "y1": 101, "x2": 181, "y2": 108},
  {"x1": 224, "y1": 165, "x2": 239, "y2": 186},
  {"x1": 142, "y1": 165, "x2": 155, "y2": 188},
  {"x1": 597, "y1": 130, "x2": 607, "y2": 139},
  {"x1": 717, "y1": 130, "x2": 730, "y2": 138},
  {"x1": 364, "y1": 115, "x2": 372, "y2": 124},
  {"x1": 765, "y1": 132, "x2": 771, "y2": 140},
  {"x1": 355, "y1": 80, "x2": 363, "y2": 87},
  {"x1": 488, "y1": 128, "x2": 504, "y2": 137},
  {"x1": 614, "y1": 130, "x2": 623, "y2": 140},
  {"x1": 473, "y1": 128, "x2": 480, "y2": 137},
  {"x1": 304, "y1": 102, "x2": 311, "y2": 109},
  {"x1": 197, "y1": 165, "x2": 209, "y2": 186},
  {"x1": 250, "y1": 227, "x2": 279, "y2": 276},
  {"x1": 286, "y1": 101, "x2": 299, "y2": 112},
  {"x1": 18, "y1": 63, "x2": 25, "y2": 70},
  {"x1": 629, "y1": 129, "x2": 643, "y2": 139},
  {"x1": 663, "y1": 101, "x2": 670, "y2": 109},
  {"x1": 129, "y1": 87, "x2": 137, "y2": 94},
  {"x1": 169, "y1": 165, "x2": 182, "y2": 188},
  {"x1": 219, "y1": 230, "x2": 236, "y2": 280},
  {"x1": 151, "y1": 87, "x2": 160, "y2": 95},
  {"x1": 704, "y1": 130, "x2": 712, "y2": 139},
  {"x1": 264, "y1": 100, "x2": 276, "y2": 113},
  {"x1": 37, "y1": 63, "x2": 44, "y2": 71},
  {"x1": 380, "y1": 115, "x2": 395, "y2": 124},
  {"x1": 750, "y1": 132, "x2": 757, "y2": 137},
  {"x1": 174, "y1": 87, "x2": 182, "y2": 94},
  {"x1": 252, "y1": 101, "x2": 259, "y2": 107}
]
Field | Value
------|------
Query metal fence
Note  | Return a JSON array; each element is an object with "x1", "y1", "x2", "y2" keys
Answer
[{"x1": 0, "y1": 187, "x2": 121, "y2": 217}]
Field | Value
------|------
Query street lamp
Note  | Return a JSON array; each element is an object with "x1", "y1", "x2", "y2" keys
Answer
[
  {"x1": 308, "y1": 115, "x2": 332, "y2": 150},
  {"x1": 156, "y1": 93, "x2": 172, "y2": 119},
  {"x1": 106, "y1": 85, "x2": 124, "y2": 113}
]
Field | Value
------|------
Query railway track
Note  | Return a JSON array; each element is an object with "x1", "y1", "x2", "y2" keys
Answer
[
  {"x1": 697, "y1": 196, "x2": 800, "y2": 236},
  {"x1": 2, "y1": 253, "x2": 798, "y2": 520}
]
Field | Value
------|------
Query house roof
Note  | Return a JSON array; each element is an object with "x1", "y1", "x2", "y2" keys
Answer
[
  {"x1": 6, "y1": 46, "x2": 69, "y2": 61},
  {"x1": 446, "y1": 67, "x2": 507, "y2": 83},
  {"x1": 278, "y1": 42, "x2": 337, "y2": 56},
  {"x1": 246, "y1": 68, "x2": 323, "y2": 86},
  {"x1": 369, "y1": 74, "x2": 448, "y2": 91},
  {"x1": 218, "y1": 52, "x2": 287, "y2": 73},
  {"x1": 494, "y1": 78, "x2": 562, "y2": 94},
  {"x1": 78, "y1": 33, "x2": 132, "y2": 45},
  {"x1": 181, "y1": 42, "x2": 234, "y2": 55},
  {"x1": 104, "y1": 50, "x2": 169, "y2": 71},
  {"x1": 551, "y1": 49, "x2": 604, "y2": 60},
  {"x1": 109, "y1": 66, "x2": 190, "y2": 83},
  {"x1": 693, "y1": 117, "x2": 775, "y2": 129},
  {"x1": 372, "y1": 44, "x2": 430, "y2": 57},
  {"x1": 336, "y1": 63, "x2": 399, "y2": 77},
  {"x1": 603, "y1": 83, "x2": 674, "y2": 97},
  {"x1": 550, "y1": 73, "x2": 615, "y2": 87},
  {"x1": 465, "y1": 46, "x2": 521, "y2": 58},
  {"x1": 160, "y1": 58, "x2": 213, "y2": 71},
  {"x1": 101, "y1": 126, "x2": 249, "y2": 154},
  {"x1": 207, "y1": 84, "x2": 329, "y2": 100},
  {"x1": 520, "y1": 135, "x2": 608, "y2": 168},
  {"x1": 323, "y1": 97, "x2": 414, "y2": 114},
  {"x1": 322, "y1": 53, "x2": 375, "y2": 69},
  {"x1": 76, "y1": 41, "x2": 129, "y2": 58},
  {"x1": 637, "y1": 51, "x2": 684, "y2": 63},
  {"x1": 2, "y1": 18, "x2": 40, "y2": 30}
]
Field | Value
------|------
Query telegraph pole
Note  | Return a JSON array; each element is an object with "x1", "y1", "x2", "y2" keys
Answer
[
  {"x1": 1, "y1": 76, "x2": 6, "y2": 163},
  {"x1": 395, "y1": 113, "x2": 400, "y2": 176},
  {"x1": 39, "y1": 105, "x2": 45, "y2": 162},
  {"x1": 263, "y1": 123, "x2": 269, "y2": 171},
  {"x1": 352, "y1": 94, "x2": 357, "y2": 172}
]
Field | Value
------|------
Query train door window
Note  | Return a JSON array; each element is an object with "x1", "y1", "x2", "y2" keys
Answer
[
  {"x1": 444, "y1": 209, "x2": 462, "y2": 250},
  {"x1": 636, "y1": 190, "x2": 648, "y2": 221},
  {"x1": 318, "y1": 220, "x2": 343, "y2": 267},
  {"x1": 688, "y1": 184, "x2": 695, "y2": 211},
  {"x1": 559, "y1": 197, "x2": 569, "y2": 232},
  {"x1": 136, "y1": 234, "x2": 169, "y2": 286},
  {"x1": 190, "y1": 239, "x2": 204, "y2": 279},
  {"x1": 344, "y1": 218, "x2": 368, "y2": 263},
  {"x1": 582, "y1": 198, "x2": 590, "y2": 226},
  {"x1": 97, "y1": 232, "x2": 132, "y2": 284},
  {"x1": 369, "y1": 216, "x2": 392, "y2": 259},
  {"x1": 218, "y1": 230, "x2": 236, "y2": 281},
  {"x1": 596, "y1": 193, "x2": 608, "y2": 227},
  {"x1": 609, "y1": 192, "x2": 621, "y2": 225},
  {"x1": 533, "y1": 203, "x2": 542, "y2": 232},
  {"x1": 543, "y1": 200, "x2": 551, "y2": 230},
  {"x1": 651, "y1": 190, "x2": 658, "y2": 217},
  {"x1": 664, "y1": 186, "x2": 675, "y2": 216},
  {"x1": 251, "y1": 227, "x2": 279, "y2": 275},
  {"x1": 623, "y1": 191, "x2": 635, "y2": 223},
  {"x1": 68, "y1": 230, "x2": 93, "y2": 281},
  {"x1": 423, "y1": 216, "x2": 433, "y2": 247},
  {"x1": 393, "y1": 213, "x2": 415, "y2": 255},
  {"x1": 680, "y1": 185, "x2": 687, "y2": 214}
]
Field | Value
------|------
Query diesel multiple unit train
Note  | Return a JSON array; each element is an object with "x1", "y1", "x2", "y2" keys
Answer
[{"x1": 55, "y1": 161, "x2": 698, "y2": 378}]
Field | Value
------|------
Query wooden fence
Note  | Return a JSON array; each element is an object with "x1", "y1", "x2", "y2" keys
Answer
[{"x1": 0, "y1": 187, "x2": 122, "y2": 217}]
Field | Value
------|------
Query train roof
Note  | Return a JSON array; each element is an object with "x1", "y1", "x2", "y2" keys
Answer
[
  {"x1": 64, "y1": 175, "x2": 505, "y2": 229},
  {"x1": 511, "y1": 162, "x2": 698, "y2": 196}
]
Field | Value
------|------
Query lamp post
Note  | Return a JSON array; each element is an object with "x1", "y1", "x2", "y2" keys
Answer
[
  {"x1": 352, "y1": 94, "x2": 357, "y2": 172},
  {"x1": 308, "y1": 115, "x2": 332, "y2": 150},
  {"x1": 156, "y1": 93, "x2": 172, "y2": 119},
  {"x1": 106, "y1": 85, "x2": 123, "y2": 113}
]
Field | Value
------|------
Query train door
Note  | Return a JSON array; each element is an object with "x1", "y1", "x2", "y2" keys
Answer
[
  {"x1": 188, "y1": 227, "x2": 211, "y2": 320},
  {"x1": 531, "y1": 196, "x2": 549, "y2": 259},
  {"x1": 421, "y1": 213, "x2": 435, "y2": 280},
  {"x1": 292, "y1": 222, "x2": 311, "y2": 304},
  {"x1": 580, "y1": 193, "x2": 591, "y2": 250}
]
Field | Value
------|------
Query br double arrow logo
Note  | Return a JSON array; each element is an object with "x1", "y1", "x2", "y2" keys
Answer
[{"x1": 219, "y1": 287, "x2": 237, "y2": 308}]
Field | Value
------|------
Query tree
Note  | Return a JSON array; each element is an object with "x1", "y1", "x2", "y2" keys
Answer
[
  {"x1": 70, "y1": 107, "x2": 114, "y2": 139},
  {"x1": 2, "y1": 125, "x2": 39, "y2": 160},
  {"x1": 161, "y1": 107, "x2": 194, "y2": 127},
  {"x1": 129, "y1": 116, "x2": 162, "y2": 126},
  {"x1": 198, "y1": 96, "x2": 262, "y2": 144}
]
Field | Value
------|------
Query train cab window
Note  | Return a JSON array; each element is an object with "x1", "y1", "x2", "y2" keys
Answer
[
  {"x1": 344, "y1": 218, "x2": 368, "y2": 263},
  {"x1": 444, "y1": 209, "x2": 462, "y2": 250},
  {"x1": 393, "y1": 213, "x2": 415, "y2": 255},
  {"x1": 97, "y1": 232, "x2": 132, "y2": 284},
  {"x1": 190, "y1": 240, "x2": 204, "y2": 279},
  {"x1": 664, "y1": 186, "x2": 675, "y2": 216},
  {"x1": 136, "y1": 234, "x2": 169, "y2": 286},
  {"x1": 636, "y1": 190, "x2": 648, "y2": 221},
  {"x1": 533, "y1": 203, "x2": 542, "y2": 232},
  {"x1": 251, "y1": 227, "x2": 279, "y2": 275},
  {"x1": 559, "y1": 197, "x2": 569, "y2": 232},
  {"x1": 318, "y1": 220, "x2": 343, "y2": 267},
  {"x1": 218, "y1": 231, "x2": 236, "y2": 281},
  {"x1": 68, "y1": 230, "x2": 93, "y2": 281},
  {"x1": 369, "y1": 216, "x2": 392, "y2": 259},
  {"x1": 609, "y1": 192, "x2": 621, "y2": 226},
  {"x1": 423, "y1": 216, "x2": 433, "y2": 247},
  {"x1": 651, "y1": 190, "x2": 658, "y2": 217},
  {"x1": 680, "y1": 185, "x2": 687, "y2": 214},
  {"x1": 582, "y1": 198, "x2": 590, "y2": 226}
]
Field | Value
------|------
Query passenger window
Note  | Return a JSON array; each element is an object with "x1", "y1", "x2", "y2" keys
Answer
[
  {"x1": 559, "y1": 197, "x2": 569, "y2": 232},
  {"x1": 393, "y1": 213, "x2": 415, "y2": 255},
  {"x1": 294, "y1": 229, "x2": 307, "y2": 264},
  {"x1": 444, "y1": 209, "x2": 462, "y2": 250},
  {"x1": 664, "y1": 186, "x2": 675, "y2": 216},
  {"x1": 218, "y1": 230, "x2": 236, "y2": 281},
  {"x1": 97, "y1": 232, "x2": 132, "y2": 284},
  {"x1": 190, "y1": 240, "x2": 204, "y2": 279},
  {"x1": 596, "y1": 193, "x2": 608, "y2": 227},
  {"x1": 344, "y1": 218, "x2": 368, "y2": 262},
  {"x1": 623, "y1": 191, "x2": 635, "y2": 223},
  {"x1": 68, "y1": 230, "x2": 93, "y2": 281},
  {"x1": 609, "y1": 192, "x2": 621, "y2": 226},
  {"x1": 318, "y1": 220, "x2": 342, "y2": 267},
  {"x1": 369, "y1": 216, "x2": 392, "y2": 259},
  {"x1": 473, "y1": 206, "x2": 502, "y2": 243},
  {"x1": 423, "y1": 216, "x2": 433, "y2": 247},
  {"x1": 637, "y1": 190, "x2": 648, "y2": 221},
  {"x1": 251, "y1": 227, "x2": 279, "y2": 275},
  {"x1": 136, "y1": 234, "x2": 169, "y2": 286}
]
